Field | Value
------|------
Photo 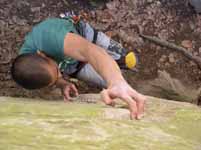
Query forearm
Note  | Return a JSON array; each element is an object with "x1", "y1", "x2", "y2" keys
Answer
[
  {"x1": 83, "y1": 43, "x2": 125, "y2": 87},
  {"x1": 64, "y1": 33, "x2": 126, "y2": 87}
]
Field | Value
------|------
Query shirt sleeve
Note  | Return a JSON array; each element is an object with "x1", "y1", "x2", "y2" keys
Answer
[{"x1": 19, "y1": 34, "x2": 37, "y2": 55}]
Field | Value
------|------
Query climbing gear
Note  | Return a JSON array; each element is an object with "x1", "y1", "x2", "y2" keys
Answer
[
  {"x1": 108, "y1": 39, "x2": 127, "y2": 56},
  {"x1": 60, "y1": 11, "x2": 84, "y2": 36},
  {"x1": 59, "y1": 58, "x2": 85, "y2": 77},
  {"x1": 125, "y1": 51, "x2": 137, "y2": 69},
  {"x1": 60, "y1": 11, "x2": 98, "y2": 44},
  {"x1": 59, "y1": 11, "x2": 87, "y2": 76},
  {"x1": 92, "y1": 28, "x2": 99, "y2": 44},
  {"x1": 116, "y1": 49, "x2": 139, "y2": 71},
  {"x1": 59, "y1": 11, "x2": 101, "y2": 76},
  {"x1": 60, "y1": 11, "x2": 81, "y2": 24},
  {"x1": 107, "y1": 38, "x2": 138, "y2": 70},
  {"x1": 59, "y1": 11, "x2": 139, "y2": 75}
]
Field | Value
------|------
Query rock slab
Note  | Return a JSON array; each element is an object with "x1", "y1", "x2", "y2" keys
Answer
[{"x1": 0, "y1": 95, "x2": 201, "y2": 150}]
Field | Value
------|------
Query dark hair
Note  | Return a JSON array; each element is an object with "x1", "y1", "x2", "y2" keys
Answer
[{"x1": 11, "y1": 53, "x2": 53, "y2": 90}]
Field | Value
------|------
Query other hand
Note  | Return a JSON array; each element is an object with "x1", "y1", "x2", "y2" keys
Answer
[
  {"x1": 62, "y1": 83, "x2": 79, "y2": 102},
  {"x1": 101, "y1": 81, "x2": 146, "y2": 120}
]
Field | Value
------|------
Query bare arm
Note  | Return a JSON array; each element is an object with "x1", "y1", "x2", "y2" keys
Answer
[
  {"x1": 64, "y1": 33, "x2": 125, "y2": 87},
  {"x1": 64, "y1": 33, "x2": 146, "y2": 120}
]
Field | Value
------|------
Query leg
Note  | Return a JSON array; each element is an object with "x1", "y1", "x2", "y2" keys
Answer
[
  {"x1": 96, "y1": 32, "x2": 128, "y2": 58},
  {"x1": 75, "y1": 21, "x2": 137, "y2": 88},
  {"x1": 75, "y1": 22, "x2": 122, "y2": 88},
  {"x1": 76, "y1": 63, "x2": 107, "y2": 88},
  {"x1": 81, "y1": 21, "x2": 138, "y2": 70},
  {"x1": 81, "y1": 21, "x2": 125, "y2": 60}
]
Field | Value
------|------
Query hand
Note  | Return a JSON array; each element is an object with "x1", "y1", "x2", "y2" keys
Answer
[
  {"x1": 101, "y1": 81, "x2": 146, "y2": 120},
  {"x1": 61, "y1": 83, "x2": 79, "y2": 102}
]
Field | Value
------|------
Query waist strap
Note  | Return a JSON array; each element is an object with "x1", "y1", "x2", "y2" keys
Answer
[{"x1": 92, "y1": 28, "x2": 98, "y2": 44}]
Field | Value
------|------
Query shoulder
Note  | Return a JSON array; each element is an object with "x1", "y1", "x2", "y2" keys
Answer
[
  {"x1": 35, "y1": 18, "x2": 73, "y2": 28},
  {"x1": 19, "y1": 31, "x2": 36, "y2": 55}
]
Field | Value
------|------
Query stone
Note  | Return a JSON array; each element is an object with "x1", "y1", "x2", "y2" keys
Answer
[
  {"x1": 31, "y1": 7, "x2": 41, "y2": 12},
  {"x1": 17, "y1": 19, "x2": 27, "y2": 26},
  {"x1": 158, "y1": 29, "x2": 169, "y2": 40},
  {"x1": 0, "y1": 95, "x2": 201, "y2": 150},
  {"x1": 194, "y1": 52, "x2": 198, "y2": 56},
  {"x1": 106, "y1": 1, "x2": 120, "y2": 10},
  {"x1": 90, "y1": 11, "x2": 96, "y2": 18},
  {"x1": 165, "y1": 62, "x2": 170, "y2": 67},
  {"x1": 190, "y1": 61, "x2": 196, "y2": 66},
  {"x1": 168, "y1": 53, "x2": 175, "y2": 63},
  {"x1": 147, "y1": 0, "x2": 153, "y2": 3},
  {"x1": 159, "y1": 55, "x2": 167, "y2": 62},
  {"x1": 181, "y1": 40, "x2": 193, "y2": 49},
  {"x1": 156, "y1": 1, "x2": 161, "y2": 6},
  {"x1": 199, "y1": 47, "x2": 201, "y2": 54},
  {"x1": 189, "y1": 21, "x2": 196, "y2": 30}
]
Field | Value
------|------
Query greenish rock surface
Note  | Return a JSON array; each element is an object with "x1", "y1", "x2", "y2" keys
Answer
[{"x1": 0, "y1": 95, "x2": 201, "y2": 150}]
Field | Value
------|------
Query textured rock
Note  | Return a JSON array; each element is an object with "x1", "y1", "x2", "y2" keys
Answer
[
  {"x1": 0, "y1": 95, "x2": 201, "y2": 150},
  {"x1": 1, "y1": 0, "x2": 201, "y2": 99}
]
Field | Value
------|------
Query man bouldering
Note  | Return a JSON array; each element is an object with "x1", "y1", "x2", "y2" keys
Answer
[{"x1": 11, "y1": 12, "x2": 146, "y2": 120}]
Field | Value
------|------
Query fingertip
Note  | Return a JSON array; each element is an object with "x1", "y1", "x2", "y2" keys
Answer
[
  {"x1": 130, "y1": 112, "x2": 137, "y2": 120},
  {"x1": 109, "y1": 101, "x2": 116, "y2": 107},
  {"x1": 135, "y1": 96, "x2": 146, "y2": 118},
  {"x1": 101, "y1": 89, "x2": 113, "y2": 105},
  {"x1": 64, "y1": 97, "x2": 68, "y2": 103},
  {"x1": 137, "y1": 113, "x2": 145, "y2": 120},
  {"x1": 64, "y1": 95, "x2": 70, "y2": 102}
]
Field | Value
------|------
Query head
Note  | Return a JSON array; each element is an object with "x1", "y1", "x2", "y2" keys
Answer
[{"x1": 11, "y1": 52, "x2": 60, "y2": 90}]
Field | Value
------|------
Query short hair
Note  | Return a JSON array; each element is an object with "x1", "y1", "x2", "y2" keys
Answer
[{"x1": 11, "y1": 53, "x2": 53, "y2": 90}]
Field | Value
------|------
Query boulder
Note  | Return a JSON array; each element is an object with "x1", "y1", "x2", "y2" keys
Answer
[{"x1": 0, "y1": 95, "x2": 201, "y2": 150}]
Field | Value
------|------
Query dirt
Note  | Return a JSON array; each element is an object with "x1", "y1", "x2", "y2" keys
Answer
[{"x1": 0, "y1": 0, "x2": 201, "y2": 102}]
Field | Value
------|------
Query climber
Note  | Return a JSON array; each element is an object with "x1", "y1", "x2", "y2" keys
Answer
[{"x1": 11, "y1": 12, "x2": 146, "y2": 120}]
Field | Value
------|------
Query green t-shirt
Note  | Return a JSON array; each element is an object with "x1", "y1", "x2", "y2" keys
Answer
[{"x1": 20, "y1": 18, "x2": 78, "y2": 70}]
